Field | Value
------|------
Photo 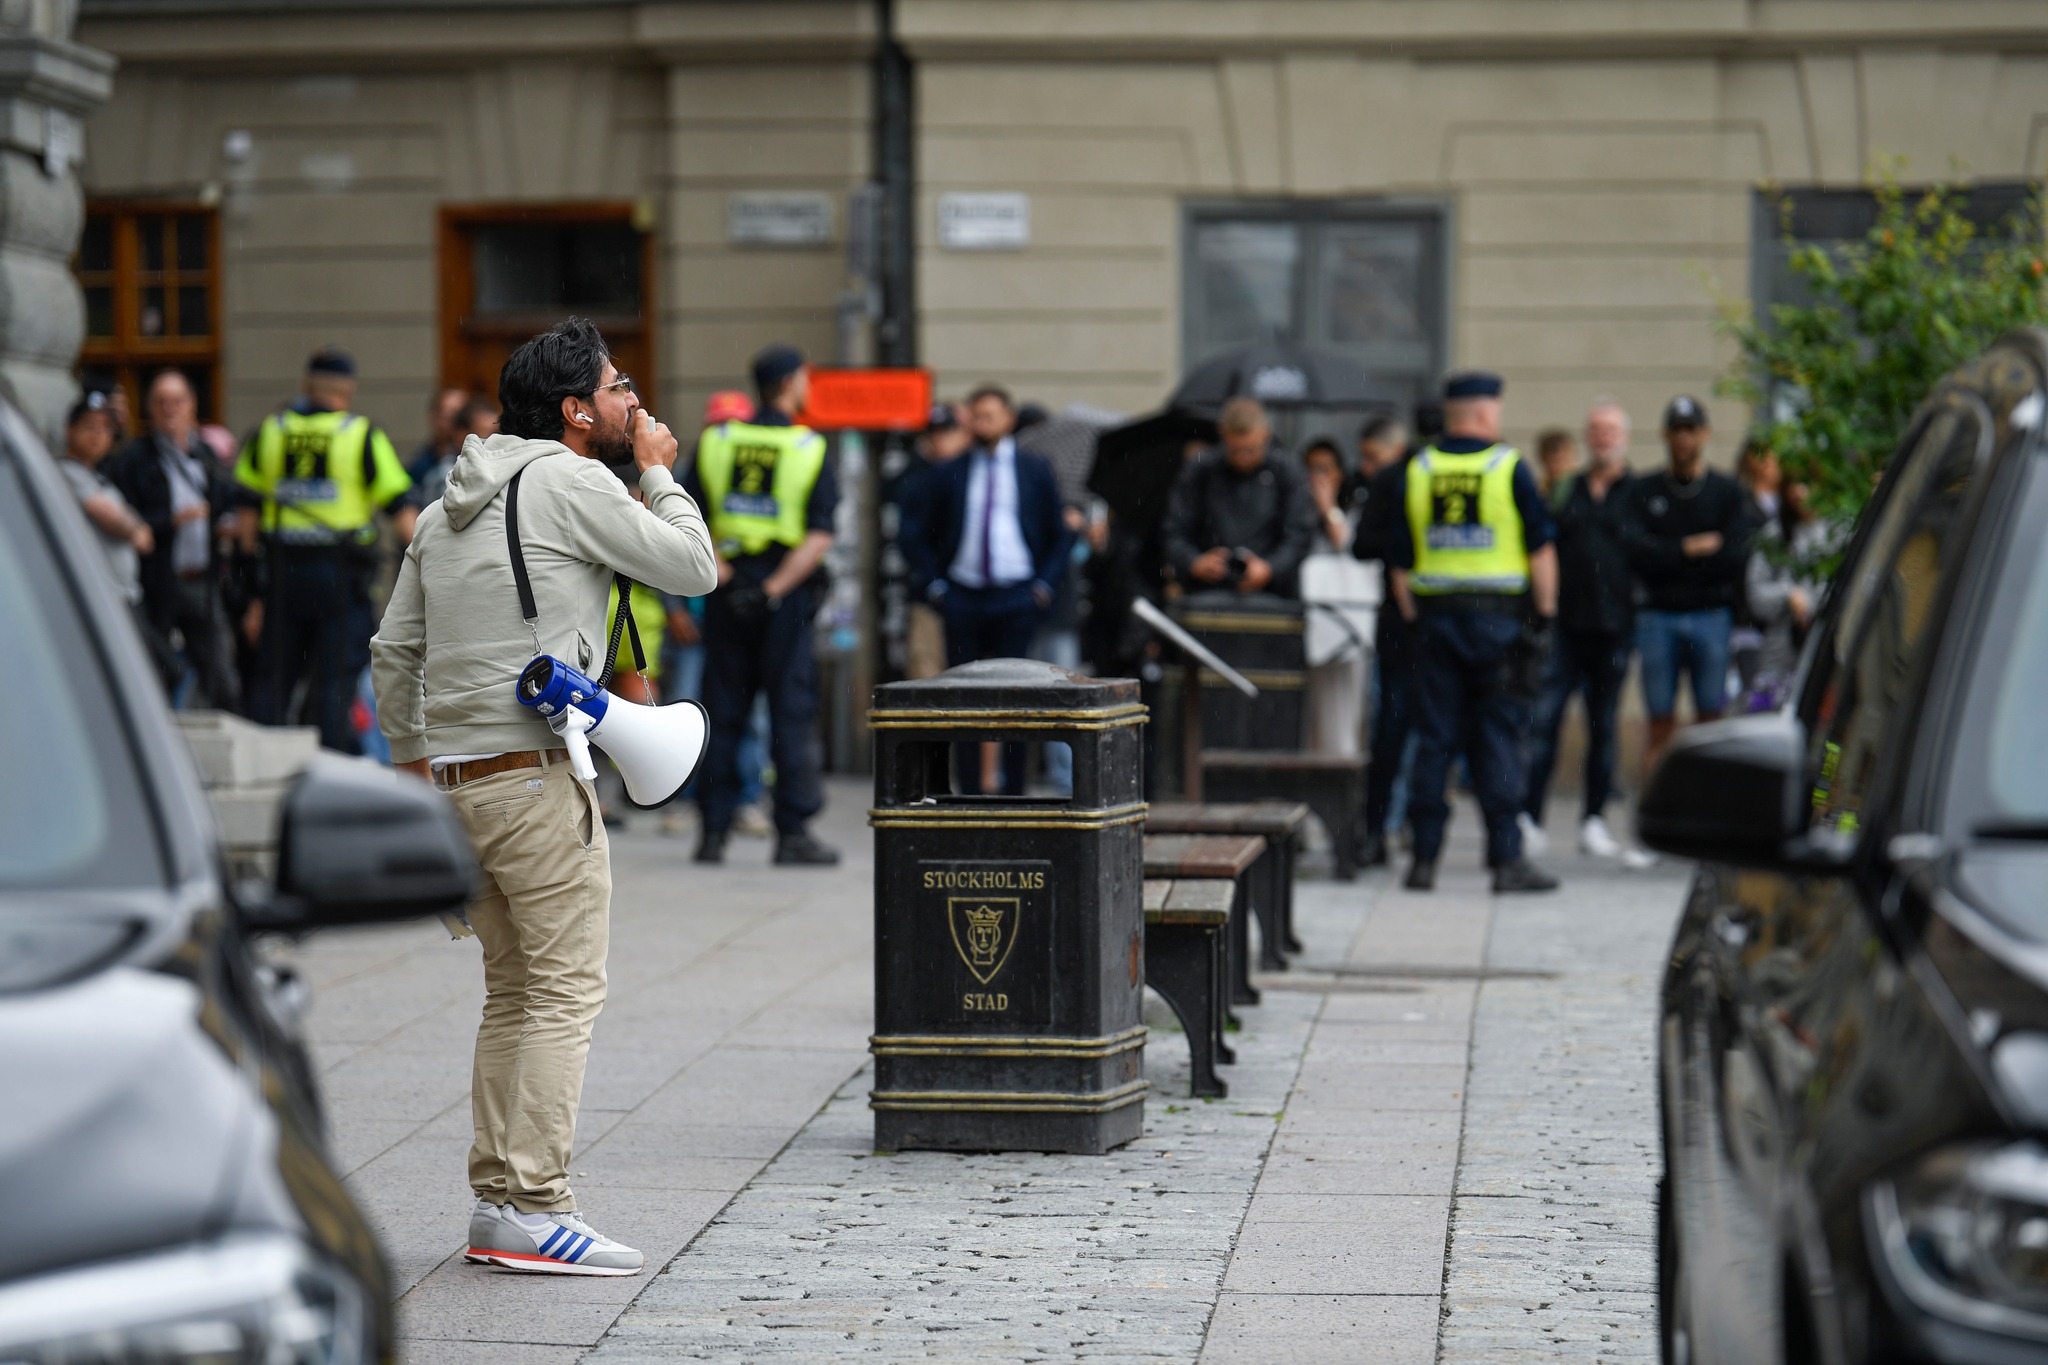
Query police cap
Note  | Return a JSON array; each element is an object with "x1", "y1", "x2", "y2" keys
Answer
[
  {"x1": 751, "y1": 343, "x2": 806, "y2": 393},
  {"x1": 306, "y1": 345, "x2": 356, "y2": 377},
  {"x1": 1443, "y1": 370, "x2": 1504, "y2": 401},
  {"x1": 1663, "y1": 395, "x2": 1708, "y2": 429}
]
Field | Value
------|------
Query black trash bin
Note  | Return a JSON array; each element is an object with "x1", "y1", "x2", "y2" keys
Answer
[
  {"x1": 868, "y1": 658, "x2": 1148, "y2": 1154},
  {"x1": 1173, "y1": 592, "x2": 1305, "y2": 749}
]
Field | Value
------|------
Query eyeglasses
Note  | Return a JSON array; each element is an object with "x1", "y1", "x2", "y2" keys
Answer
[{"x1": 591, "y1": 375, "x2": 635, "y2": 398}]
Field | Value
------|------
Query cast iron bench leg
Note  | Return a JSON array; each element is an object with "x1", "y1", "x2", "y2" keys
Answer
[
  {"x1": 1252, "y1": 851, "x2": 1288, "y2": 971},
  {"x1": 1144, "y1": 930, "x2": 1228, "y2": 1099},
  {"x1": 1212, "y1": 928, "x2": 1238, "y2": 1066},
  {"x1": 1229, "y1": 875, "x2": 1261, "y2": 1006},
  {"x1": 1278, "y1": 840, "x2": 1305, "y2": 954}
]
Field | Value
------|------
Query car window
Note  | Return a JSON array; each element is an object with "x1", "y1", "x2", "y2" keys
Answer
[
  {"x1": 0, "y1": 457, "x2": 163, "y2": 890},
  {"x1": 1945, "y1": 458, "x2": 2048, "y2": 835},
  {"x1": 1802, "y1": 397, "x2": 1990, "y2": 836}
]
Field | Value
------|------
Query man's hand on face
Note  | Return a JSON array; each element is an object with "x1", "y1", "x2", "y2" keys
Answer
[
  {"x1": 632, "y1": 410, "x2": 678, "y2": 475},
  {"x1": 1681, "y1": 531, "x2": 1723, "y2": 558},
  {"x1": 1237, "y1": 554, "x2": 1273, "y2": 593},
  {"x1": 1190, "y1": 547, "x2": 1231, "y2": 583}
]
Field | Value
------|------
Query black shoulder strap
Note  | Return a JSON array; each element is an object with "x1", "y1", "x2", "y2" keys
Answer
[
  {"x1": 505, "y1": 467, "x2": 538, "y2": 627},
  {"x1": 507, "y1": 465, "x2": 645, "y2": 684}
]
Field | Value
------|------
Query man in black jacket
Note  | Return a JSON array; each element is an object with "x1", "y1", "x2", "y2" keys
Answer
[
  {"x1": 1523, "y1": 400, "x2": 1638, "y2": 858},
  {"x1": 1621, "y1": 396, "x2": 1754, "y2": 768},
  {"x1": 104, "y1": 369, "x2": 250, "y2": 709},
  {"x1": 1349, "y1": 415, "x2": 1411, "y2": 867},
  {"x1": 1162, "y1": 398, "x2": 1317, "y2": 598}
]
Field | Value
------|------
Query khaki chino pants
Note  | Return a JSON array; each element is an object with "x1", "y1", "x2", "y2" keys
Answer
[{"x1": 447, "y1": 758, "x2": 610, "y2": 1213}]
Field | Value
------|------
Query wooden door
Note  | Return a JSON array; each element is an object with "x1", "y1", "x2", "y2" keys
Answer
[{"x1": 439, "y1": 203, "x2": 656, "y2": 412}]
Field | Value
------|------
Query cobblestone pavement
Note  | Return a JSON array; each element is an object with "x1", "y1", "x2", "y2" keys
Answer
[{"x1": 287, "y1": 784, "x2": 1690, "y2": 1363}]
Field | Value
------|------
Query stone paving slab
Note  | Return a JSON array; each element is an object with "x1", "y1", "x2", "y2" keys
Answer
[
  {"x1": 587, "y1": 986, "x2": 1322, "y2": 1363},
  {"x1": 1434, "y1": 855, "x2": 1684, "y2": 1365}
]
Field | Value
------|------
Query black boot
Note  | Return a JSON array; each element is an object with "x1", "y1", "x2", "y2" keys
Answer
[
  {"x1": 1359, "y1": 832, "x2": 1389, "y2": 869},
  {"x1": 693, "y1": 829, "x2": 727, "y2": 864},
  {"x1": 1492, "y1": 858, "x2": 1559, "y2": 893},
  {"x1": 774, "y1": 830, "x2": 842, "y2": 866},
  {"x1": 1404, "y1": 859, "x2": 1436, "y2": 891}
]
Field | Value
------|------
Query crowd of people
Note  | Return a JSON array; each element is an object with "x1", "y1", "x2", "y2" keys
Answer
[
  {"x1": 56, "y1": 339, "x2": 1817, "y2": 886},
  {"x1": 891, "y1": 375, "x2": 1815, "y2": 886}
]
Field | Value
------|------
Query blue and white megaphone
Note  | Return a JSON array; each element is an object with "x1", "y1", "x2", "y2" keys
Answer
[{"x1": 516, "y1": 656, "x2": 709, "y2": 809}]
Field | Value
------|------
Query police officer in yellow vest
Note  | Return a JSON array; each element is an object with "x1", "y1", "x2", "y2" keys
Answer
[
  {"x1": 235, "y1": 346, "x2": 413, "y2": 753},
  {"x1": 684, "y1": 343, "x2": 841, "y2": 866},
  {"x1": 1384, "y1": 371, "x2": 1561, "y2": 892}
]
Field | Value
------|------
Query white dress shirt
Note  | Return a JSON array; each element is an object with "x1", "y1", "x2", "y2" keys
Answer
[{"x1": 948, "y1": 437, "x2": 1035, "y2": 588}]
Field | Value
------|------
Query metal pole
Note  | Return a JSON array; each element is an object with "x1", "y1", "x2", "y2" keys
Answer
[{"x1": 874, "y1": 0, "x2": 914, "y2": 367}]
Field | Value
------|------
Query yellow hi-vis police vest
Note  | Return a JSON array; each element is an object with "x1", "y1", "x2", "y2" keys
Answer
[
  {"x1": 694, "y1": 419, "x2": 827, "y2": 557},
  {"x1": 1404, "y1": 443, "x2": 1530, "y2": 596},
  {"x1": 235, "y1": 408, "x2": 410, "y2": 546}
]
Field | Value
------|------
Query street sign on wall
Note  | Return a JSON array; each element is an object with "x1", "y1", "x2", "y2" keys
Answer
[
  {"x1": 728, "y1": 192, "x2": 836, "y2": 246},
  {"x1": 800, "y1": 367, "x2": 933, "y2": 431},
  {"x1": 938, "y1": 193, "x2": 1030, "y2": 250}
]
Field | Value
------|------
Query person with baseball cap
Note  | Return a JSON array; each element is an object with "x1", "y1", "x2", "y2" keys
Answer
[
  {"x1": 684, "y1": 343, "x2": 842, "y2": 866},
  {"x1": 1381, "y1": 370, "x2": 1561, "y2": 893},
  {"x1": 1619, "y1": 395, "x2": 1754, "y2": 770}
]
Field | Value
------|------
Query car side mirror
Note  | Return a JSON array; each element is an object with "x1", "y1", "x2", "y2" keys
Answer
[
  {"x1": 1637, "y1": 713, "x2": 1845, "y2": 870},
  {"x1": 243, "y1": 756, "x2": 478, "y2": 930}
]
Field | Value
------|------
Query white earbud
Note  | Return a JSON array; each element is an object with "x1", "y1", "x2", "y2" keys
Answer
[{"x1": 576, "y1": 414, "x2": 593, "y2": 425}]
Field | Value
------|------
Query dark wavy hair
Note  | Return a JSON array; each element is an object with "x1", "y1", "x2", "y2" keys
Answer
[{"x1": 497, "y1": 317, "x2": 609, "y2": 441}]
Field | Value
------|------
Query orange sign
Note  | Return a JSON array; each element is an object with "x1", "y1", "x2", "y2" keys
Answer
[{"x1": 799, "y1": 367, "x2": 933, "y2": 432}]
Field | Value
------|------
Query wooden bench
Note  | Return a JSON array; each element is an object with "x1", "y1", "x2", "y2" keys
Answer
[
  {"x1": 1146, "y1": 801, "x2": 1309, "y2": 970},
  {"x1": 1199, "y1": 751, "x2": 1366, "y2": 882},
  {"x1": 1144, "y1": 832, "x2": 1265, "y2": 1014},
  {"x1": 1143, "y1": 877, "x2": 1234, "y2": 1099}
]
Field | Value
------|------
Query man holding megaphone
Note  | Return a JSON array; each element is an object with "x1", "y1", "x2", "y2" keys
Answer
[{"x1": 370, "y1": 318, "x2": 717, "y2": 1276}]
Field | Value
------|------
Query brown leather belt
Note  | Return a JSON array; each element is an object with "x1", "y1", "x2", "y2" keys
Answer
[{"x1": 434, "y1": 749, "x2": 569, "y2": 790}]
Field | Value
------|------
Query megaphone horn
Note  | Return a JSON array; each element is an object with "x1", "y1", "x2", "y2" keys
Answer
[{"x1": 516, "y1": 656, "x2": 709, "y2": 809}]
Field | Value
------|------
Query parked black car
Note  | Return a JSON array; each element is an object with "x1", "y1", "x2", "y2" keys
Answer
[
  {"x1": 1644, "y1": 330, "x2": 2048, "y2": 1364},
  {"x1": 0, "y1": 399, "x2": 476, "y2": 1362}
]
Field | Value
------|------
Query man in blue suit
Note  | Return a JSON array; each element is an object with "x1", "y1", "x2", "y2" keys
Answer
[{"x1": 901, "y1": 383, "x2": 1075, "y2": 794}]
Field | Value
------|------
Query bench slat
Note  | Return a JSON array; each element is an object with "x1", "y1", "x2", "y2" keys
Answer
[
  {"x1": 1146, "y1": 801, "x2": 1311, "y2": 837},
  {"x1": 1143, "y1": 832, "x2": 1265, "y2": 879}
]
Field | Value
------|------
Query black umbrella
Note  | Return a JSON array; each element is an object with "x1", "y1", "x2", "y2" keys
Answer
[
  {"x1": 1022, "y1": 411, "x2": 1120, "y2": 506},
  {"x1": 1086, "y1": 408, "x2": 1217, "y2": 524},
  {"x1": 1169, "y1": 337, "x2": 1395, "y2": 416}
]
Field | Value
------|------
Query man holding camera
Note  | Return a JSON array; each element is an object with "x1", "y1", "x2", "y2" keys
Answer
[
  {"x1": 370, "y1": 318, "x2": 717, "y2": 1275},
  {"x1": 1384, "y1": 371, "x2": 1560, "y2": 894},
  {"x1": 1162, "y1": 396, "x2": 1318, "y2": 598},
  {"x1": 686, "y1": 343, "x2": 841, "y2": 867}
]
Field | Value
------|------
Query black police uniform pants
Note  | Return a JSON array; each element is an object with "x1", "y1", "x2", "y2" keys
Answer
[
  {"x1": 1364, "y1": 605, "x2": 1414, "y2": 839},
  {"x1": 698, "y1": 582, "x2": 824, "y2": 837},
  {"x1": 939, "y1": 581, "x2": 1047, "y2": 797},
  {"x1": 1407, "y1": 608, "x2": 1530, "y2": 867},
  {"x1": 250, "y1": 548, "x2": 365, "y2": 755}
]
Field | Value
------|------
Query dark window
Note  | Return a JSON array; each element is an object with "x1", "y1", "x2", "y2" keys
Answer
[
  {"x1": 1752, "y1": 184, "x2": 2038, "y2": 324},
  {"x1": 73, "y1": 203, "x2": 221, "y2": 424},
  {"x1": 1185, "y1": 202, "x2": 1446, "y2": 426},
  {"x1": 439, "y1": 205, "x2": 656, "y2": 413},
  {"x1": 471, "y1": 221, "x2": 645, "y2": 319}
]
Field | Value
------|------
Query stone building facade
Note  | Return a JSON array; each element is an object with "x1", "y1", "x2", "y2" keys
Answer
[{"x1": 73, "y1": 0, "x2": 2048, "y2": 457}]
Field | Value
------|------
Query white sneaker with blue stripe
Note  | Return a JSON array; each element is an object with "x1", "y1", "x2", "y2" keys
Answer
[{"x1": 467, "y1": 1206, "x2": 644, "y2": 1276}]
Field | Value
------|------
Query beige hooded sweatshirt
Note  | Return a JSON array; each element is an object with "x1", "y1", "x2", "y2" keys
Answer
[{"x1": 370, "y1": 432, "x2": 719, "y2": 764}]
